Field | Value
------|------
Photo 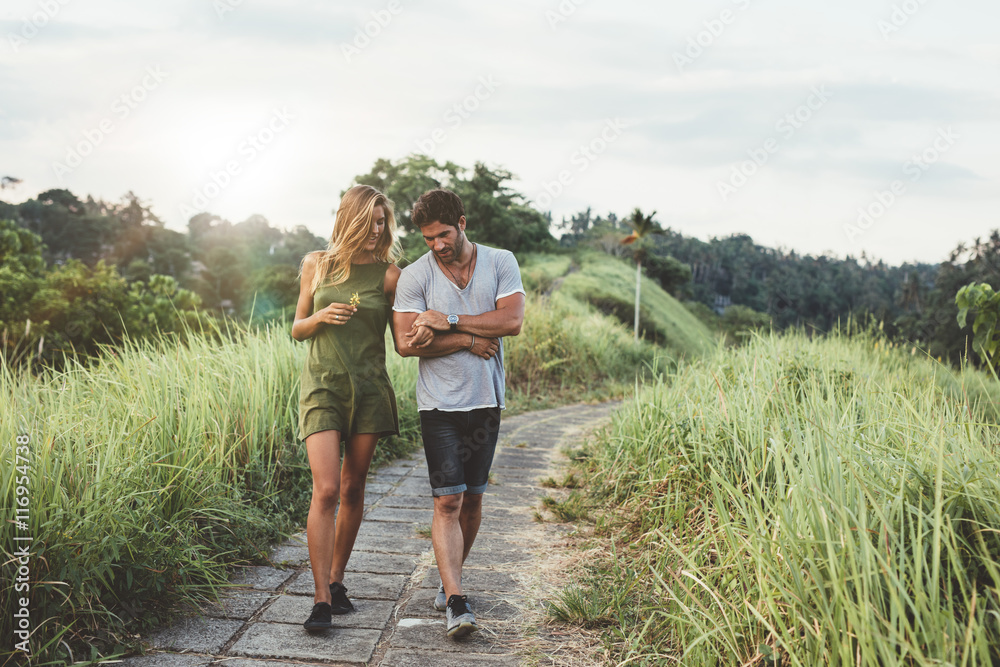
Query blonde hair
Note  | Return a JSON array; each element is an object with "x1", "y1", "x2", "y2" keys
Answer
[{"x1": 310, "y1": 185, "x2": 401, "y2": 293}]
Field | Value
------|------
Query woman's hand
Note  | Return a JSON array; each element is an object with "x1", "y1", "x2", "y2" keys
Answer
[
  {"x1": 405, "y1": 324, "x2": 435, "y2": 348},
  {"x1": 314, "y1": 302, "x2": 357, "y2": 326}
]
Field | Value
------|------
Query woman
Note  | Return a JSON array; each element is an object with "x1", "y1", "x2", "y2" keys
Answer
[{"x1": 291, "y1": 184, "x2": 402, "y2": 632}]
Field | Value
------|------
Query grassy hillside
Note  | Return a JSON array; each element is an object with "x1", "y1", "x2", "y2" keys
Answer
[
  {"x1": 547, "y1": 331, "x2": 1000, "y2": 665},
  {"x1": 505, "y1": 291, "x2": 663, "y2": 409},
  {"x1": 1, "y1": 324, "x2": 420, "y2": 661},
  {"x1": 0, "y1": 258, "x2": 686, "y2": 661},
  {"x1": 554, "y1": 251, "x2": 716, "y2": 358},
  {"x1": 518, "y1": 252, "x2": 573, "y2": 293},
  {"x1": 0, "y1": 247, "x2": 718, "y2": 662}
]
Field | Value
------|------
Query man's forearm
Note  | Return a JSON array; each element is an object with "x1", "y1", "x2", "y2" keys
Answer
[
  {"x1": 454, "y1": 310, "x2": 521, "y2": 337},
  {"x1": 400, "y1": 332, "x2": 473, "y2": 358},
  {"x1": 412, "y1": 296, "x2": 525, "y2": 338}
]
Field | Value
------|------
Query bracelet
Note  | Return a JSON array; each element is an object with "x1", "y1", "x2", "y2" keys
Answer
[{"x1": 469, "y1": 335, "x2": 476, "y2": 351}]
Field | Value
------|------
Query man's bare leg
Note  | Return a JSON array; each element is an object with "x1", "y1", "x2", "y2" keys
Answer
[
  {"x1": 432, "y1": 492, "x2": 466, "y2": 598},
  {"x1": 458, "y1": 492, "x2": 483, "y2": 562}
]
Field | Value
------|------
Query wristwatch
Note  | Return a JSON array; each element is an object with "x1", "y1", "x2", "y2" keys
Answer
[{"x1": 447, "y1": 314, "x2": 459, "y2": 331}]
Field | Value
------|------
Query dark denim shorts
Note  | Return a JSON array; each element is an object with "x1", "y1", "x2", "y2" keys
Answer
[{"x1": 419, "y1": 407, "x2": 501, "y2": 497}]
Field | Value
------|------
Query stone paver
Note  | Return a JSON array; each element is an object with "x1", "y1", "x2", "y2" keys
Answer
[
  {"x1": 285, "y1": 571, "x2": 409, "y2": 600},
  {"x1": 388, "y1": 618, "x2": 507, "y2": 654},
  {"x1": 230, "y1": 566, "x2": 295, "y2": 591},
  {"x1": 344, "y1": 552, "x2": 419, "y2": 575},
  {"x1": 230, "y1": 622, "x2": 382, "y2": 662},
  {"x1": 121, "y1": 655, "x2": 212, "y2": 667},
  {"x1": 377, "y1": 495, "x2": 434, "y2": 509},
  {"x1": 201, "y1": 590, "x2": 274, "y2": 620},
  {"x1": 418, "y1": 567, "x2": 519, "y2": 593},
  {"x1": 267, "y1": 544, "x2": 309, "y2": 566},
  {"x1": 354, "y1": 535, "x2": 430, "y2": 555},
  {"x1": 263, "y1": 595, "x2": 395, "y2": 629},
  {"x1": 381, "y1": 650, "x2": 520, "y2": 667},
  {"x1": 356, "y1": 521, "x2": 429, "y2": 540},
  {"x1": 400, "y1": 589, "x2": 520, "y2": 621},
  {"x1": 148, "y1": 617, "x2": 243, "y2": 653},
  {"x1": 128, "y1": 401, "x2": 618, "y2": 666},
  {"x1": 365, "y1": 507, "x2": 435, "y2": 523}
]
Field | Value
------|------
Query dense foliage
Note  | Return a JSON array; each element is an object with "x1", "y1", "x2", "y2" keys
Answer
[
  {"x1": 556, "y1": 207, "x2": 1000, "y2": 367},
  {"x1": 956, "y1": 281, "x2": 1000, "y2": 370},
  {"x1": 0, "y1": 219, "x2": 206, "y2": 368},
  {"x1": 2, "y1": 162, "x2": 997, "y2": 370},
  {"x1": 0, "y1": 190, "x2": 326, "y2": 367}
]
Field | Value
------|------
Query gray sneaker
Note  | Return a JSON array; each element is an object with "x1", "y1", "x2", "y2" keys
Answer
[
  {"x1": 445, "y1": 594, "x2": 479, "y2": 638},
  {"x1": 433, "y1": 584, "x2": 447, "y2": 611}
]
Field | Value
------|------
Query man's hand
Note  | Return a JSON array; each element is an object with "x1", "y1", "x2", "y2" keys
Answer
[
  {"x1": 412, "y1": 310, "x2": 450, "y2": 331},
  {"x1": 471, "y1": 336, "x2": 500, "y2": 360},
  {"x1": 404, "y1": 324, "x2": 435, "y2": 348}
]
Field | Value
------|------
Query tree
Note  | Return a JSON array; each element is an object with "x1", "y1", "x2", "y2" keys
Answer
[
  {"x1": 244, "y1": 265, "x2": 299, "y2": 321},
  {"x1": 645, "y1": 254, "x2": 692, "y2": 295},
  {"x1": 351, "y1": 156, "x2": 555, "y2": 260},
  {"x1": 0, "y1": 219, "x2": 47, "y2": 360},
  {"x1": 620, "y1": 208, "x2": 664, "y2": 342},
  {"x1": 16, "y1": 189, "x2": 116, "y2": 264},
  {"x1": 453, "y1": 162, "x2": 554, "y2": 255},
  {"x1": 352, "y1": 155, "x2": 461, "y2": 233},
  {"x1": 956, "y1": 282, "x2": 1000, "y2": 371}
]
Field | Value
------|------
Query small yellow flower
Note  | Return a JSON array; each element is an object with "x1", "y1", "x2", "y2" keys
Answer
[{"x1": 350, "y1": 292, "x2": 361, "y2": 307}]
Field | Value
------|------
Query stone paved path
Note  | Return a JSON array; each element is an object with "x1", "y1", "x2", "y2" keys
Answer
[{"x1": 125, "y1": 401, "x2": 618, "y2": 667}]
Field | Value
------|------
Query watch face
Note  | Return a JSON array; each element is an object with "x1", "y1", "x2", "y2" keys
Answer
[{"x1": 448, "y1": 314, "x2": 459, "y2": 324}]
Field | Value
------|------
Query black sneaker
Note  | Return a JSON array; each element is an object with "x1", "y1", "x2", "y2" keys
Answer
[
  {"x1": 303, "y1": 602, "x2": 332, "y2": 632},
  {"x1": 329, "y1": 581, "x2": 355, "y2": 614},
  {"x1": 445, "y1": 594, "x2": 479, "y2": 638}
]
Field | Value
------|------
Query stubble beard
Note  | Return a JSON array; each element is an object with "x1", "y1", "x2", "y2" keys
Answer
[{"x1": 441, "y1": 232, "x2": 466, "y2": 265}]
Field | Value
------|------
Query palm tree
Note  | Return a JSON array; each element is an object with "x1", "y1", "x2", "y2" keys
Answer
[{"x1": 621, "y1": 208, "x2": 664, "y2": 343}]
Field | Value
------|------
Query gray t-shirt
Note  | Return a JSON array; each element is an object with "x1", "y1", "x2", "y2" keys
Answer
[{"x1": 393, "y1": 243, "x2": 525, "y2": 412}]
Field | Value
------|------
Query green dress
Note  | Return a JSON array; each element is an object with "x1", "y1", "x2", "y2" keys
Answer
[{"x1": 298, "y1": 261, "x2": 399, "y2": 441}]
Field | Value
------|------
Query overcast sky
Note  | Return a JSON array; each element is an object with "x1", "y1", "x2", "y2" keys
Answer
[{"x1": 2, "y1": 0, "x2": 998, "y2": 265}]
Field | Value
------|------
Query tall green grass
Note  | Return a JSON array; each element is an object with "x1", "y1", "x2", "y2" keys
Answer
[
  {"x1": 505, "y1": 292, "x2": 665, "y2": 408},
  {"x1": 0, "y1": 324, "x2": 418, "y2": 663},
  {"x1": 552, "y1": 331, "x2": 1000, "y2": 665},
  {"x1": 558, "y1": 251, "x2": 716, "y2": 358},
  {"x1": 1, "y1": 279, "x2": 667, "y2": 662}
]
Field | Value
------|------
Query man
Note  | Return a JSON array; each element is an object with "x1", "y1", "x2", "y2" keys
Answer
[{"x1": 392, "y1": 188, "x2": 525, "y2": 638}]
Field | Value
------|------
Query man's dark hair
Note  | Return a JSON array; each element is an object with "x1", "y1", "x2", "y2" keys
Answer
[{"x1": 412, "y1": 189, "x2": 465, "y2": 229}]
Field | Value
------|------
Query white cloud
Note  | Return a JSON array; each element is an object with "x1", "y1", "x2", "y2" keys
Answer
[{"x1": 1, "y1": 0, "x2": 998, "y2": 262}]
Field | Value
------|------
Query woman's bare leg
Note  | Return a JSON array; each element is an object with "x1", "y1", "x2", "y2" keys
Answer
[
  {"x1": 329, "y1": 433, "x2": 379, "y2": 584},
  {"x1": 305, "y1": 430, "x2": 342, "y2": 604}
]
